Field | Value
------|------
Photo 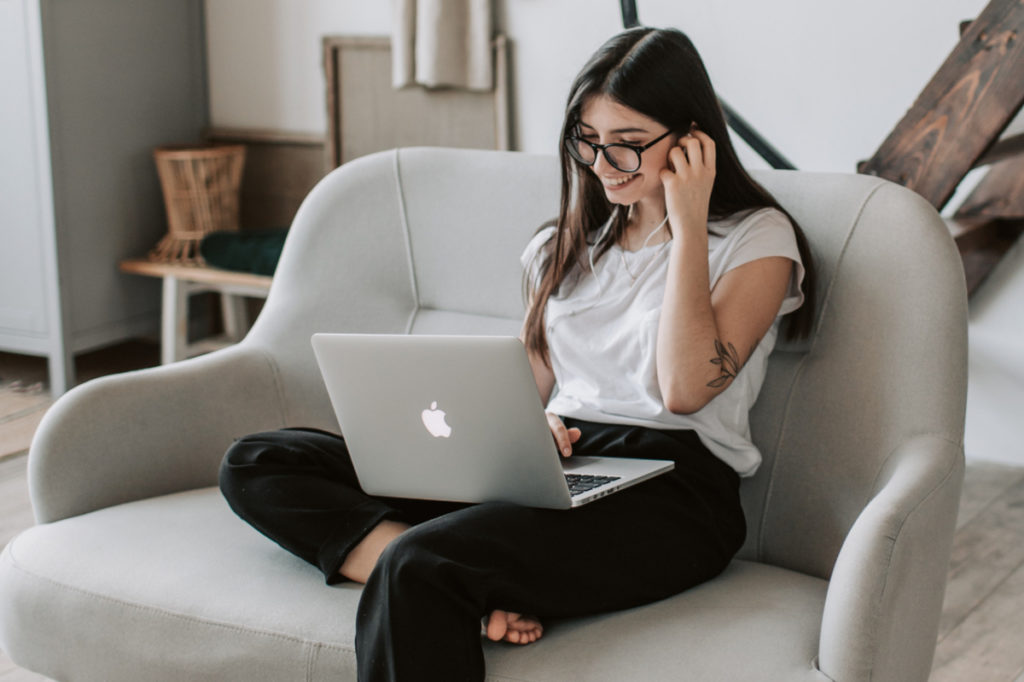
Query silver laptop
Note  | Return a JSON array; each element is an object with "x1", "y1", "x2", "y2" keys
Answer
[{"x1": 310, "y1": 333, "x2": 674, "y2": 509}]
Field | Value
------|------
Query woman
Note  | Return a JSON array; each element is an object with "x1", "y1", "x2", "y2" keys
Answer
[{"x1": 219, "y1": 26, "x2": 813, "y2": 682}]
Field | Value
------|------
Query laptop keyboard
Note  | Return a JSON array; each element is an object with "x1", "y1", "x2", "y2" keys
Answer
[{"x1": 565, "y1": 473, "x2": 620, "y2": 497}]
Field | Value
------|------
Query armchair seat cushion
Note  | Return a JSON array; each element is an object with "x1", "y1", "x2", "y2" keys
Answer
[{"x1": 1, "y1": 488, "x2": 829, "y2": 681}]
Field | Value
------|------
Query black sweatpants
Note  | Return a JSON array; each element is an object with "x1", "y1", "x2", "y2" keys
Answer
[{"x1": 219, "y1": 418, "x2": 745, "y2": 682}]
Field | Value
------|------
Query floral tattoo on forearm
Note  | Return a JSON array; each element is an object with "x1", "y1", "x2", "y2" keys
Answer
[{"x1": 707, "y1": 339, "x2": 741, "y2": 388}]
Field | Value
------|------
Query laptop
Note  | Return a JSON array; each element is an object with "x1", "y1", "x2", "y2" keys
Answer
[{"x1": 310, "y1": 333, "x2": 674, "y2": 509}]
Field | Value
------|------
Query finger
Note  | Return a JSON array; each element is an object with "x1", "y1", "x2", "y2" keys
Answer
[
  {"x1": 691, "y1": 129, "x2": 716, "y2": 170},
  {"x1": 682, "y1": 134, "x2": 703, "y2": 168},
  {"x1": 568, "y1": 427, "x2": 582, "y2": 444},
  {"x1": 666, "y1": 145, "x2": 688, "y2": 173},
  {"x1": 557, "y1": 429, "x2": 573, "y2": 457},
  {"x1": 547, "y1": 415, "x2": 573, "y2": 457}
]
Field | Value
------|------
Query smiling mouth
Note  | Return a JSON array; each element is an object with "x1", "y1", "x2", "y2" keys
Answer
[{"x1": 605, "y1": 174, "x2": 637, "y2": 189}]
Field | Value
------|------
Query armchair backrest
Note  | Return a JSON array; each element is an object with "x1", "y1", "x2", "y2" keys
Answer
[
  {"x1": 741, "y1": 171, "x2": 967, "y2": 578},
  {"x1": 246, "y1": 148, "x2": 968, "y2": 580}
]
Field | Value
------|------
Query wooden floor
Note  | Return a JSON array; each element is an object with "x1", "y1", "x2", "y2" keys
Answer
[{"x1": 1, "y1": 345, "x2": 1023, "y2": 680}]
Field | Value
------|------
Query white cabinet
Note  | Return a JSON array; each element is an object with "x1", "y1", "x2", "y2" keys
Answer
[{"x1": 0, "y1": 0, "x2": 207, "y2": 394}]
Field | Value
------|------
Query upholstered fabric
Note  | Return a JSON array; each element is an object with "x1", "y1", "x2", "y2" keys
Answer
[
  {"x1": 0, "y1": 148, "x2": 967, "y2": 681},
  {"x1": 0, "y1": 487, "x2": 829, "y2": 681}
]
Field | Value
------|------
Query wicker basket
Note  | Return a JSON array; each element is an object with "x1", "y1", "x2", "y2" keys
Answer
[{"x1": 150, "y1": 144, "x2": 246, "y2": 263}]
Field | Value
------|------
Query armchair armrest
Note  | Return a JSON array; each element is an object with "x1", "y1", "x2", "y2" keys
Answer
[
  {"x1": 818, "y1": 434, "x2": 964, "y2": 682},
  {"x1": 28, "y1": 346, "x2": 288, "y2": 524}
]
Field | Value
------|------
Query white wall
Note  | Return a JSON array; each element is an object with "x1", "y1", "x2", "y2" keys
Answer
[
  {"x1": 965, "y1": 240, "x2": 1024, "y2": 466},
  {"x1": 205, "y1": 0, "x2": 391, "y2": 134},
  {"x1": 205, "y1": 0, "x2": 987, "y2": 172}
]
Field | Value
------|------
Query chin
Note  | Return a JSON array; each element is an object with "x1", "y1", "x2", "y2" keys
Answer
[{"x1": 604, "y1": 186, "x2": 640, "y2": 205}]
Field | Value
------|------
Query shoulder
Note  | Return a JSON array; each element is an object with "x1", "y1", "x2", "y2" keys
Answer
[
  {"x1": 708, "y1": 206, "x2": 803, "y2": 289},
  {"x1": 716, "y1": 206, "x2": 792, "y2": 238},
  {"x1": 712, "y1": 207, "x2": 798, "y2": 258},
  {"x1": 712, "y1": 207, "x2": 807, "y2": 316}
]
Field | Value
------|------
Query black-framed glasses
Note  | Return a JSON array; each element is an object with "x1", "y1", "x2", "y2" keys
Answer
[{"x1": 565, "y1": 129, "x2": 673, "y2": 173}]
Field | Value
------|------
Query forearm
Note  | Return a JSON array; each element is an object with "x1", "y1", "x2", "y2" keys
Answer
[{"x1": 656, "y1": 230, "x2": 726, "y2": 414}]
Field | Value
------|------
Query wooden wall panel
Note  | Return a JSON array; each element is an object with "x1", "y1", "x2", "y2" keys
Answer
[
  {"x1": 204, "y1": 128, "x2": 328, "y2": 231},
  {"x1": 323, "y1": 35, "x2": 511, "y2": 169}
]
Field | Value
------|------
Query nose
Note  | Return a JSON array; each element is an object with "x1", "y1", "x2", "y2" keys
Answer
[{"x1": 591, "y1": 148, "x2": 617, "y2": 175}]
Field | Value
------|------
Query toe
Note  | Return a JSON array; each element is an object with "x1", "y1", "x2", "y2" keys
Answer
[{"x1": 485, "y1": 610, "x2": 508, "y2": 642}]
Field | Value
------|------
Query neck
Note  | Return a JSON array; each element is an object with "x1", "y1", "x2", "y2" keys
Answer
[
  {"x1": 629, "y1": 197, "x2": 666, "y2": 230},
  {"x1": 622, "y1": 200, "x2": 669, "y2": 250}
]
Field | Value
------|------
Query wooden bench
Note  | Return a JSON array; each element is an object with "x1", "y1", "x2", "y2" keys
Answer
[{"x1": 119, "y1": 259, "x2": 272, "y2": 365}]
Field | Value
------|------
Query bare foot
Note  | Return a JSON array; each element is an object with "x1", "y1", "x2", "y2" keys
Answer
[{"x1": 484, "y1": 609, "x2": 544, "y2": 645}]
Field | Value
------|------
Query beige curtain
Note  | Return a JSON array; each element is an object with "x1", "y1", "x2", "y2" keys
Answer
[{"x1": 391, "y1": 0, "x2": 493, "y2": 91}]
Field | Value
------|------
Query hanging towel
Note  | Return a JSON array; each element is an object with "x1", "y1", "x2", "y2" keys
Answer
[{"x1": 392, "y1": 0, "x2": 493, "y2": 91}]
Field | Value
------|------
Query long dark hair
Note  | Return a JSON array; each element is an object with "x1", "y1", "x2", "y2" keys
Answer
[{"x1": 523, "y1": 27, "x2": 816, "y2": 363}]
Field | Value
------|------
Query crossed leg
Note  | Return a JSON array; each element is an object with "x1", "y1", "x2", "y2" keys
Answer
[
  {"x1": 220, "y1": 422, "x2": 745, "y2": 682},
  {"x1": 339, "y1": 517, "x2": 543, "y2": 644},
  {"x1": 220, "y1": 427, "x2": 549, "y2": 648}
]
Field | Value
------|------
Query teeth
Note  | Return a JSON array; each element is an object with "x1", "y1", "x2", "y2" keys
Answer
[{"x1": 607, "y1": 176, "x2": 632, "y2": 187}]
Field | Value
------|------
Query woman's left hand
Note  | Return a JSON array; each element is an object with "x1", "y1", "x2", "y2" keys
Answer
[{"x1": 659, "y1": 129, "x2": 716, "y2": 237}]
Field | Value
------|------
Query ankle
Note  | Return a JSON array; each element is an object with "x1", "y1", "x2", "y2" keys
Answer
[{"x1": 339, "y1": 519, "x2": 410, "y2": 583}]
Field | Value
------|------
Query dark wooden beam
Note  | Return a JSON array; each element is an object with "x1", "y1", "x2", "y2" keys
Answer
[
  {"x1": 858, "y1": 0, "x2": 1024, "y2": 210},
  {"x1": 973, "y1": 132, "x2": 1024, "y2": 168},
  {"x1": 956, "y1": 154, "x2": 1024, "y2": 220}
]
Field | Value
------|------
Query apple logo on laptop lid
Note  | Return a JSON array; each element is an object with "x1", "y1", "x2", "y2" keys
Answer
[{"x1": 421, "y1": 401, "x2": 452, "y2": 438}]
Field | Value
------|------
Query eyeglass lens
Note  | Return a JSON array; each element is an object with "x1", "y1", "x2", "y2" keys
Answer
[{"x1": 566, "y1": 138, "x2": 641, "y2": 173}]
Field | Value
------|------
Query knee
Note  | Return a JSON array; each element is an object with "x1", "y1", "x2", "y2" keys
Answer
[
  {"x1": 221, "y1": 430, "x2": 286, "y2": 468},
  {"x1": 367, "y1": 523, "x2": 472, "y2": 605},
  {"x1": 218, "y1": 431, "x2": 285, "y2": 508},
  {"x1": 221, "y1": 428, "x2": 312, "y2": 479},
  {"x1": 373, "y1": 528, "x2": 433, "y2": 583}
]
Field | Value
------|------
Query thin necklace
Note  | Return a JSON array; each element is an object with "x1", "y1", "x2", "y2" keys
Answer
[{"x1": 620, "y1": 214, "x2": 670, "y2": 282}]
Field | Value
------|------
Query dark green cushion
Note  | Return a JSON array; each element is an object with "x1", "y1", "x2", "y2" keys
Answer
[{"x1": 200, "y1": 229, "x2": 288, "y2": 276}]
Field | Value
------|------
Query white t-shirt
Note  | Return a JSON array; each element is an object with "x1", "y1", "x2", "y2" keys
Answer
[{"x1": 521, "y1": 207, "x2": 806, "y2": 477}]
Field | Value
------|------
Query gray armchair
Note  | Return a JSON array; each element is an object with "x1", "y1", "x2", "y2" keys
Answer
[{"x1": 0, "y1": 148, "x2": 967, "y2": 681}]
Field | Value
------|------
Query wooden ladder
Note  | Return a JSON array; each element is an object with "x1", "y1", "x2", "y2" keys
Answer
[{"x1": 858, "y1": 0, "x2": 1024, "y2": 294}]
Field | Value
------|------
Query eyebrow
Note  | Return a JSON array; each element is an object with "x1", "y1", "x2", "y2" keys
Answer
[{"x1": 577, "y1": 121, "x2": 650, "y2": 134}]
